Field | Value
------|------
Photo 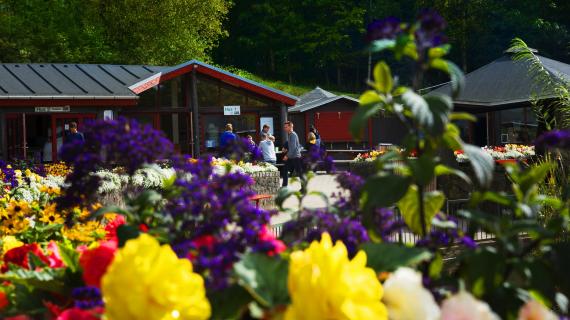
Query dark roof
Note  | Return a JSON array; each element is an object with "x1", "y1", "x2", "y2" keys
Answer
[
  {"x1": 289, "y1": 87, "x2": 358, "y2": 112},
  {"x1": 429, "y1": 53, "x2": 570, "y2": 112},
  {"x1": 129, "y1": 60, "x2": 298, "y2": 106},
  {"x1": 0, "y1": 63, "x2": 164, "y2": 100}
]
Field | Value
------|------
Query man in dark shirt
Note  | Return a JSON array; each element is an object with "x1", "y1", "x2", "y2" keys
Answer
[{"x1": 65, "y1": 122, "x2": 84, "y2": 143}]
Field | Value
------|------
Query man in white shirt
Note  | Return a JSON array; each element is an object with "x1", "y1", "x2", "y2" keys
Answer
[{"x1": 258, "y1": 133, "x2": 276, "y2": 164}]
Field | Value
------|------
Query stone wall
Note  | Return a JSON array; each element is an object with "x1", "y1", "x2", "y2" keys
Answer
[{"x1": 250, "y1": 171, "x2": 281, "y2": 209}]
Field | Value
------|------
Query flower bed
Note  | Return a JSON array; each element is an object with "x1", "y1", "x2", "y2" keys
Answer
[{"x1": 454, "y1": 144, "x2": 535, "y2": 162}]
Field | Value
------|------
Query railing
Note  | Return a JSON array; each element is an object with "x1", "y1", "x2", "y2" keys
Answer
[{"x1": 269, "y1": 198, "x2": 514, "y2": 243}]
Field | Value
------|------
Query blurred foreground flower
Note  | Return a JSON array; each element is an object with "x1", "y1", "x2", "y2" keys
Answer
[
  {"x1": 441, "y1": 291, "x2": 499, "y2": 320},
  {"x1": 382, "y1": 267, "x2": 440, "y2": 320},
  {"x1": 534, "y1": 129, "x2": 570, "y2": 149},
  {"x1": 285, "y1": 233, "x2": 387, "y2": 320},
  {"x1": 518, "y1": 300, "x2": 557, "y2": 320},
  {"x1": 102, "y1": 234, "x2": 210, "y2": 320}
]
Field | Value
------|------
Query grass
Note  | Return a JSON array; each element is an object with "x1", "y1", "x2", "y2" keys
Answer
[{"x1": 220, "y1": 64, "x2": 359, "y2": 98}]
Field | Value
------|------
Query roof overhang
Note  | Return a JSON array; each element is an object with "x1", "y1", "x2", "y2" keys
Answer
[
  {"x1": 289, "y1": 95, "x2": 358, "y2": 113},
  {"x1": 129, "y1": 60, "x2": 298, "y2": 106},
  {"x1": 0, "y1": 96, "x2": 138, "y2": 107}
]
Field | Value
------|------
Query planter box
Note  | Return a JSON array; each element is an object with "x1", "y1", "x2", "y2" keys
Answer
[{"x1": 249, "y1": 171, "x2": 280, "y2": 209}]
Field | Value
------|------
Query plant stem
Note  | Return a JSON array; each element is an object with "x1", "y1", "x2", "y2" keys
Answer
[{"x1": 418, "y1": 183, "x2": 427, "y2": 237}]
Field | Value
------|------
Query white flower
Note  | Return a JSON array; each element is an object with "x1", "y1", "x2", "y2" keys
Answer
[
  {"x1": 382, "y1": 267, "x2": 440, "y2": 320},
  {"x1": 518, "y1": 300, "x2": 557, "y2": 320},
  {"x1": 441, "y1": 291, "x2": 499, "y2": 320}
]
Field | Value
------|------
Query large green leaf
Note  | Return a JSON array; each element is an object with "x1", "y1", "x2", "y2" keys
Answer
[
  {"x1": 397, "y1": 185, "x2": 445, "y2": 235},
  {"x1": 57, "y1": 242, "x2": 80, "y2": 273},
  {"x1": 435, "y1": 164, "x2": 472, "y2": 184},
  {"x1": 425, "y1": 93, "x2": 452, "y2": 135},
  {"x1": 408, "y1": 155, "x2": 436, "y2": 186},
  {"x1": 373, "y1": 62, "x2": 393, "y2": 94},
  {"x1": 350, "y1": 92, "x2": 384, "y2": 139},
  {"x1": 0, "y1": 268, "x2": 66, "y2": 294},
  {"x1": 402, "y1": 90, "x2": 432, "y2": 128},
  {"x1": 362, "y1": 174, "x2": 411, "y2": 208},
  {"x1": 208, "y1": 285, "x2": 253, "y2": 320},
  {"x1": 430, "y1": 58, "x2": 465, "y2": 97},
  {"x1": 233, "y1": 253, "x2": 290, "y2": 308},
  {"x1": 360, "y1": 243, "x2": 432, "y2": 272},
  {"x1": 463, "y1": 143, "x2": 495, "y2": 188}
]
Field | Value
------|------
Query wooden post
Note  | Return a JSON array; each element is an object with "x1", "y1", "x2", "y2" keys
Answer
[
  {"x1": 0, "y1": 112, "x2": 5, "y2": 160},
  {"x1": 190, "y1": 67, "x2": 200, "y2": 157}
]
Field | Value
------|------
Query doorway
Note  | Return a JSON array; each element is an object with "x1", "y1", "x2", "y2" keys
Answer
[{"x1": 5, "y1": 113, "x2": 96, "y2": 162}]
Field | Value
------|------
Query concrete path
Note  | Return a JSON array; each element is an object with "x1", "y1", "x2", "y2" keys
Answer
[{"x1": 270, "y1": 174, "x2": 344, "y2": 225}]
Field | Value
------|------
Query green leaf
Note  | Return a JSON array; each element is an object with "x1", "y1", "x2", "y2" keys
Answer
[
  {"x1": 57, "y1": 242, "x2": 80, "y2": 273},
  {"x1": 208, "y1": 285, "x2": 253, "y2": 320},
  {"x1": 370, "y1": 39, "x2": 396, "y2": 53},
  {"x1": 397, "y1": 185, "x2": 445, "y2": 235},
  {"x1": 350, "y1": 98, "x2": 383, "y2": 139},
  {"x1": 360, "y1": 243, "x2": 432, "y2": 272},
  {"x1": 359, "y1": 90, "x2": 384, "y2": 107},
  {"x1": 460, "y1": 247, "x2": 506, "y2": 298},
  {"x1": 117, "y1": 225, "x2": 141, "y2": 248},
  {"x1": 408, "y1": 155, "x2": 436, "y2": 185},
  {"x1": 275, "y1": 187, "x2": 300, "y2": 210},
  {"x1": 430, "y1": 59, "x2": 465, "y2": 96},
  {"x1": 443, "y1": 123, "x2": 463, "y2": 150},
  {"x1": 463, "y1": 143, "x2": 495, "y2": 188},
  {"x1": 450, "y1": 112, "x2": 477, "y2": 122},
  {"x1": 435, "y1": 164, "x2": 472, "y2": 184},
  {"x1": 429, "y1": 252, "x2": 444, "y2": 279},
  {"x1": 233, "y1": 253, "x2": 290, "y2": 308},
  {"x1": 0, "y1": 268, "x2": 66, "y2": 294},
  {"x1": 402, "y1": 90, "x2": 432, "y2": 128},
  {"x1": 428, "y1": 45, "x2": 450, "y2": 59},
  {"x1": 373, "y1": 62, "x2": 393, "y2": 94},
  {"x1": 425, "y1": 93, "x2": 453, "y2": 135},
  {"x1": 362, "y1": 174, "x2": 411, "y2": 208}
]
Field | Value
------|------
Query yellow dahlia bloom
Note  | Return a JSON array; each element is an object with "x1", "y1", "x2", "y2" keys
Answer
[
  {"x1": 285, "y1": 233, "x2": 387, "y2": 320},
  {"x1": 102, "y1": 234, "x2": 211, "y2": 320}
]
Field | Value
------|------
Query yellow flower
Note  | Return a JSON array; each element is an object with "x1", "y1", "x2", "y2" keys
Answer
[
  {"x1": 1, "y1": 235, "x2": 23, "y2": 256},
  {"x1": 39, "y1": 185, "x2": 61, "y2": 196},
  {"x1": 6, "y1": 200, "x2": 31, "y2": 217},
  {"x1": 39, "y1": 204, "x2": 64, "y2": 225},
  {"x1": 102, "y1": 234, "x2": 211, "y2": 320},
  {"x1": 0, "y1": 215, "x2": 29, "y2": 235},
  {"x1": 63, "y1": 221, "x2": 105, "y2": 243},
  {"x1": 285, "y1": 233, "x2": 387, "y2": 320}
]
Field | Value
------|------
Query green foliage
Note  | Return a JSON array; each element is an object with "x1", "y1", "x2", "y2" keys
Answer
[
  {"x1": 360, "y1": 243, "x2": 432, "y2": 272},
  {"x1": 233, "y1": 253, "x2": 290, "y2": 309},
  {"x1": 398, "y1": 186, "x2": 445, "y2": 235}
]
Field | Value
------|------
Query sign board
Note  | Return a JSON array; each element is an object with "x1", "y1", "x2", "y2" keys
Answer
[
  {"x1": 260, "y1": 117, "x2": 274, "y2": 135},
  {"x1": 35, "y1": 106, "x2": 70, "y2": 113},
  {"x1": 104, "y1": 110, "x2": 113, "y2": 120},
  {"x1": 223, "y1": 105, "x2": 240, "y2": 116}
]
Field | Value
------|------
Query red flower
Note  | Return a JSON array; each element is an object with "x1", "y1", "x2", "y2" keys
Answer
[
  {"x1": 192, "y1": 235, "x2": 216, "y2": 251},
  {"x1": 104, "y1": 214, "x2": 126, "y2": 241},
  {"x1": 5, "y1": 316, "x2": 32, "y2": 320},
  {"x1": 44, "y1": 300, "x2": 63, "y2": 317},
  {"x1": 138, "y1": 223, "x2": 149, "y2": 233},
  {"x1": 45, "y1": 241, "x2": 65, "y2": 268},
  {"x1": 79, "y1": 241, "x2": 117, "y2": 288},
  {"x1": 0, "y1": 290, "x2": 9, "y2": 310},
  {"x1": 57, "y1": 307, "x2": 104, "y2": 320},
  {"x1": 2, "y1": 244, "x2": 50, "y2": 272},
  {"x1": 258, "y1": 225, "x2": 286, "y2": 256}
]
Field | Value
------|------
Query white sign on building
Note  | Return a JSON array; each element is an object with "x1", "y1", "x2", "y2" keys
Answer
[{"x1": 223, "y1": 105, "x2": 240, "y2": 115}]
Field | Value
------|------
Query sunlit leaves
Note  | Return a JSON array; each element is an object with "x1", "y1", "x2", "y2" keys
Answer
[
  {"x1": 397, "y1": 185, "x2": 445, "y2": 236},
  {"x1": 373, "y1": 62, "x2": 393, "y2": 94}
]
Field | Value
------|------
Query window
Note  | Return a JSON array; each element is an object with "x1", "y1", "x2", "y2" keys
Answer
[
  {"x1": 159, "y1": 78, "x2": 183, "y2": 108},
  {"x1": 220, "y1": 86, "x2": 246, "y2": 106},
  {"x1": 160, "y1": 113, "x2": 191, "y2": 153},
  {"x1": 138, "y1": 86, "x2": 157, "y2": 109},
  {"x1": 197, "y1": 77, "x2": 219, "y2": 107}
]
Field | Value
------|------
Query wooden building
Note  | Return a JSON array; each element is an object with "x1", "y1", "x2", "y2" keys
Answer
[
  {"x1": 0, "y1": 61, "x2": 297, "y2": 161},
  {"x1": 288, "y1": 87, "x2": 406, "y2": 151},
  {"x1": 429, "y1": 49, "x2": 570, "y2": 146}
]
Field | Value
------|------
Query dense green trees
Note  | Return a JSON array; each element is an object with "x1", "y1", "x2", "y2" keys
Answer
[
  {"x1": 1, "y1": 0, "x2": 569, "y2": 93},
  {"x1": 0, "y1": 0, "x2": 231, "y2": 65}
]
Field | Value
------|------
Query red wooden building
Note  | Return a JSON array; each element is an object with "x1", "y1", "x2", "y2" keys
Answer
[{"x1": 0, "y1": 60, "x2": 297, "y2": 161}]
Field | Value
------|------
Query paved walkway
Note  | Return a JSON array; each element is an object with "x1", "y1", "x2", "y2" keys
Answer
[{"x1": 270, "y1": 174, "x2": 344, "y2": 225}]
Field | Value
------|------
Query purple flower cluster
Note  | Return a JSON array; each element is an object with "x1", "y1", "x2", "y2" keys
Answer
[
  {"x1": 71, "y1": 286, "x2": 103, "y2": 310},
  {"x1": 219, "y1": 137, "x2": 262, "y2": 162},
  {"x1": 303, "y1": 145, "x2": 334, "y2": 172},
  {"x1": 415, "y1": 214, "x2": 476, "y2": 250},
  {"x1": 367, "y1": 9, "x2": 448, "y2": 52},
  {"x1": 367, "y1": 17, "x2": 402, "y2": 41},
  {"x1": 283, "y1": 209, "x2": 369, "y2": 258},
  {"x1": 534, "y1": 129, "x2": 570, "y2": 149},
  {"x1": 0, "y1": 160, "x2": 18, "y2": 188},
  {"x1": 57, "y1": 117, "x2": 173, "y2": 208},
  {"x1": 415, "y1": 9, "x2": 448, "y2": 50},
  {"x1": 333, "y1": 172, "x2": 364, "y2": 211},
  {"x1": 167, "y1": 154, "x2": 278, "y2": 289},
  {"x1": 373, "y1": 207, "x2": 406, "y2": 241}
]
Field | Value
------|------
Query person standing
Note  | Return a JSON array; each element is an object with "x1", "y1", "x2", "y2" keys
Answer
[
  {"x1": 309, "y1": 124, "x2": 321, "y2": 147},
  {"x1": 281, "y1": 121, "x2": 303, "y2": 187},
  {"x1": 219, "y1": 123, "x2": 237, "y2": 158},
  {"x1": 64, "y1": 122, "x2": 85, "y2": 143},
  {"x1": 261, "y1": 124, "x2": 271, "y2": 139},
  {"x1": 259, "y1": 133, "x2": 277, "y2": 164}
]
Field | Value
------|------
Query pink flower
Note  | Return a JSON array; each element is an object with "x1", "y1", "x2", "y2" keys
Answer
[
  {"x1": 57, "y1": 307, "x2": 104, "y2": 320},
  {"x1": 441, "y1": 292, "x2": 499, "y2": 320},
  {"x1": 518, "y1": 300, "x2": 557, "y2": 320},
  {"x1": 104, "y1": 214, "x2": 126, "y2": 241},
  {"x1": 258, "y1": 225, "x2": 286, "y2": 256},
  {"x1": 45, "y1": 241, "x2": 65, "y2": 268}
]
